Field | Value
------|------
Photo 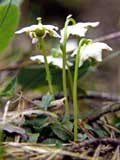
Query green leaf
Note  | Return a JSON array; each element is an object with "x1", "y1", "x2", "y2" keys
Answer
[
  {"x1": 94, "y1": 129, "x2": 108, "y2": 138},
  {"x1": 0, "y1": 3, "x2": 19, "y2": 54},
  {"x1": 85, "y1": 124, "x2": 94, "y2": 131},
  {"x1": 0, "y1": 77, "x2": 16, "y2": 97},
  {"x1": 17, "y1": 62, "x2": 91, "y2": 92},
  {"x1": 3, "y1": 0, "x2": 24, "y2": 6},
  {"x1": 36, "y1": 94, "x2": 54, "y2": 109},
  {"x1": 78, "y1": 60, "x2": 91, "y2": 79},
  {"x1": 24, "y1": 115, "x2": 48, "y2": 132},
  {"x1": 28, "y1": 133, "x2": 39, "y2": 143},
  {"x1": 62, "y1": 120, "x2": 73, "y2": 132},
  {"x1": 85, "y1": 124, "x2": 108, "y2": 138},
  {"x1": 51, "y1": 122, "x2": 73, "y2": 141},
  {"x1": 0, "y1": 144, "x2": 5, "y2": 158},
  {"x1": 78, "y1": 133, "x2": 87, "y2": 142},
  {"x1": 17, "y1": 65, "x2": 62, "y2": 91},
  {"x1": 42, "y1": 138, "x2": 62, "y2": 144},
  {"x1": 77, "y1": 88, "x2": 86, "y2": 96}
]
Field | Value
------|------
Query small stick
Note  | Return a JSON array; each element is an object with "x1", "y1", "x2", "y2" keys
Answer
[
  {"x1": 94, "y1": 31, "x2": 120, "y2": 42},
  {"x1": 33, "y1": 91, "x2": 120, "y2": 102},
  {"x1": 79, "y1": 91, "x2": 120, "y2": 102},
  {"x1": 65, "y1": 138, "x2": 120, "y2": 152},
  {"x1": 88, "y1": 103, "x2": 120, "y2": 123},
  {"x1": 0, "y1": 61, "x2": 36, "y2": 72}
]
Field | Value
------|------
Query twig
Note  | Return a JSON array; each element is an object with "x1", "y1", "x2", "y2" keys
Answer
[
  {"x1": 4, "y1": 142, "x2": 93, "y2": 160},
  {"x1": 0, "y1": 61, "x2": 37, "y2": 72},
  {"x1": 111, "y1": 146, "x2": 119, "y2": 160},
  {"x1": 94, "y1": 31, "x2": 120, "y2": 42},
  {"x1": 88, "y1": 102, "x2": 120, "y2": 123},
  {"x1": 33, "y1": 91, "x2": 120, "y2": 102},
  {"x1": 79, "y1": 91, "x2": 120, "y2": 102},
  {"x1": 2, "y1": 101, "x2": 10, "y2": 123},
  {"x1": 92, "y1": 144, "x2": 101, "y2": 160},
  {"x1": 65, "y1": 138, "x2": 120, "y2": 152}
]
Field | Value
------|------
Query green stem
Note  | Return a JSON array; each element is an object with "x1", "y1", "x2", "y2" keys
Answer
[
  {"x1": 73, "y1": 39, "x2": 84, "y2": 141},
  {"x1": 40, "y1": 38, "x2": 54, "y2": 97},
  {"x1": 62, "y1": 50, "x2": 69, "y2": 118},
  {"x1": 61, "y1": 16, "x2": 76, "y2": 119},
  {"x1": 67, "y1": 68, "x2": 73, "y2": 97}
]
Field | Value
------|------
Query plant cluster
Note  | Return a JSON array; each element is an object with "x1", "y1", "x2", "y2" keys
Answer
[{"x1": 15, "y1": 15, "x2": 112, "y2": 141}]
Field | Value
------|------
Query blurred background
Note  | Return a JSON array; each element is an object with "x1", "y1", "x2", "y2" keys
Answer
[{"x1": 0, "y1": 0, "x2": 120, "y2": 96}]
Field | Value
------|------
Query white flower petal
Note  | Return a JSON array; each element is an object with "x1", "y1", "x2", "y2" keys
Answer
[
  {"x1": 30, "y1": 55, "x2": 62, "y2": 68},
  {"x1": 30, "y1": 55, "x2": 73, "y2": 69},
  {"x1": 32, "y1": 37, "x2": 38, "y2": 44},
  {"x1": 43, "y1": 25, "x2": 60, "y2": 38},
  {"x1": 68, "y1": 22, "x2": 99, "y2": 37},
  {"x1": 30, "y1": 55, "x2": 52, "y2": 64},
  {"x1": 91, "y1": 42, "x2": 112, "y2": 51},
  {"x1": 71, "y1": 42, "x2": 112, "y2": 67},
  {"x1": 66, "y1": 39, "x2": 77, "y2": 52},
  {"x1": 60, "y1": 22, "x2": 99, "y2": 43},
  {"x1": 15, "y1": 23, "x2": 60, "y2": 41},
  {"x1": 44, "y1": 25, "x2": 58, "y2": 31},
  {"x1": 15, "y1": 25, "x2": 39, "y2": 34},
  {"x1": 51, "y1": 30, "x2": 61, "y2": 38},
  {"x1": 78, "y1": 22, "x2": 100, "y2": 28}
]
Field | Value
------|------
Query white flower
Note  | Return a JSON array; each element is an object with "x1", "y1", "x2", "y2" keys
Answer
[
  {"x1": 60, "y1": 22, "x2": 99, "y2": 43},
  {"x1": 66, "y1": 39, "x2": 78, "y2": 52},
  {"x1": 71, "y1": 42, "x2": 112, "y2": 67},
  {"x1": 15, "y1": 23, "x2": 60, "y2": 44},
  {"x1": 30, "y1": 55, "x2": 73, "y2": 69}
]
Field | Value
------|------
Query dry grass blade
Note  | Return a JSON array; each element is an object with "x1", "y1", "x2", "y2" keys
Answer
[
  {"x1": 2, "y1": 101, "x2": 10, "y2": 123},
  {"x1": 92, "y1": 144, "x2": 102, "y2": 160},
  {"x1": 104, "y1": 123, "x2": 120, "y2": 133},
  {"x1": 111, "y1": 146, "x2": 120, "y2": 160},
  {"x1": 46, "y1": 149, "x2": 61, "y2": 160},
  {"x1": 3, "y1": 142, "x2": 94, "y2": 160},
  {"x1": 0, "y1": 109, "x2": 57, "y2": 126}
]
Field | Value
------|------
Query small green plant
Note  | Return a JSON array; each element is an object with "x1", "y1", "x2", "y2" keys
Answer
[
  {"x1": 15, "y1": 17, "x2": 60, "y2": 98},
  {"x1": 15, "y1": 15, "x2": 112, "y2": 141}
]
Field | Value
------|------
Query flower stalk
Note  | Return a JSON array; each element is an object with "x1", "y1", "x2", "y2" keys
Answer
[
  {"x1": 73, "y1": 39, "x2": 85, "y2": 141},
  {"x1": 40, "y1": 38, "x2": 54, "y2": 97},
  {"x1": 60, "y1": 15, "x2": 76, "y2": 119}
]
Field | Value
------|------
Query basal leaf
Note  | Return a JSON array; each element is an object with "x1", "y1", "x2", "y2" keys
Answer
[
  {"x1": 17, "y1": 65, "x2": 62, "y2": 91},
  {"x1": 51, "y1": 122, "x2": 73, "y2": 141},
  {"x1": 42, "y1": 138, "x2": 62, "y2": 144},
  {"x1": 0, "y1": 77, "x2": 16, "y2": 97},
  {"x1": 24, "y1": 115, "x2": 48, "y2": 132},
  {"x1": 78, "y1": 133, "x2": 87, "y2": 142},
  {"x1": 36, "y1": 94, "x2": 54, "y2": 109},
  {"x1": 0, "y1": 3, "x2": 19, "y2": 54},
  {"x1": 28, "y1": 133, "x2": 39, "y2": 143}
]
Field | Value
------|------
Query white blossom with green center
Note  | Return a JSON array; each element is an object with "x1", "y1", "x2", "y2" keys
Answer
[{"x1": 15, "y1": 20, "x2": 60, "y2": 44}]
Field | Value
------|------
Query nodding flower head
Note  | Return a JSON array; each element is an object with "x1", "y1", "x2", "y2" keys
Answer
[
  {"x1": 60, "y1": 21, "x2": 99, "y2": 43},
  {"x1": 15, "y1": 17, "x2": 60, "y2": 44},
  {"x1": 71, "y1": 41, "x2": 112, "y2": 67}
]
